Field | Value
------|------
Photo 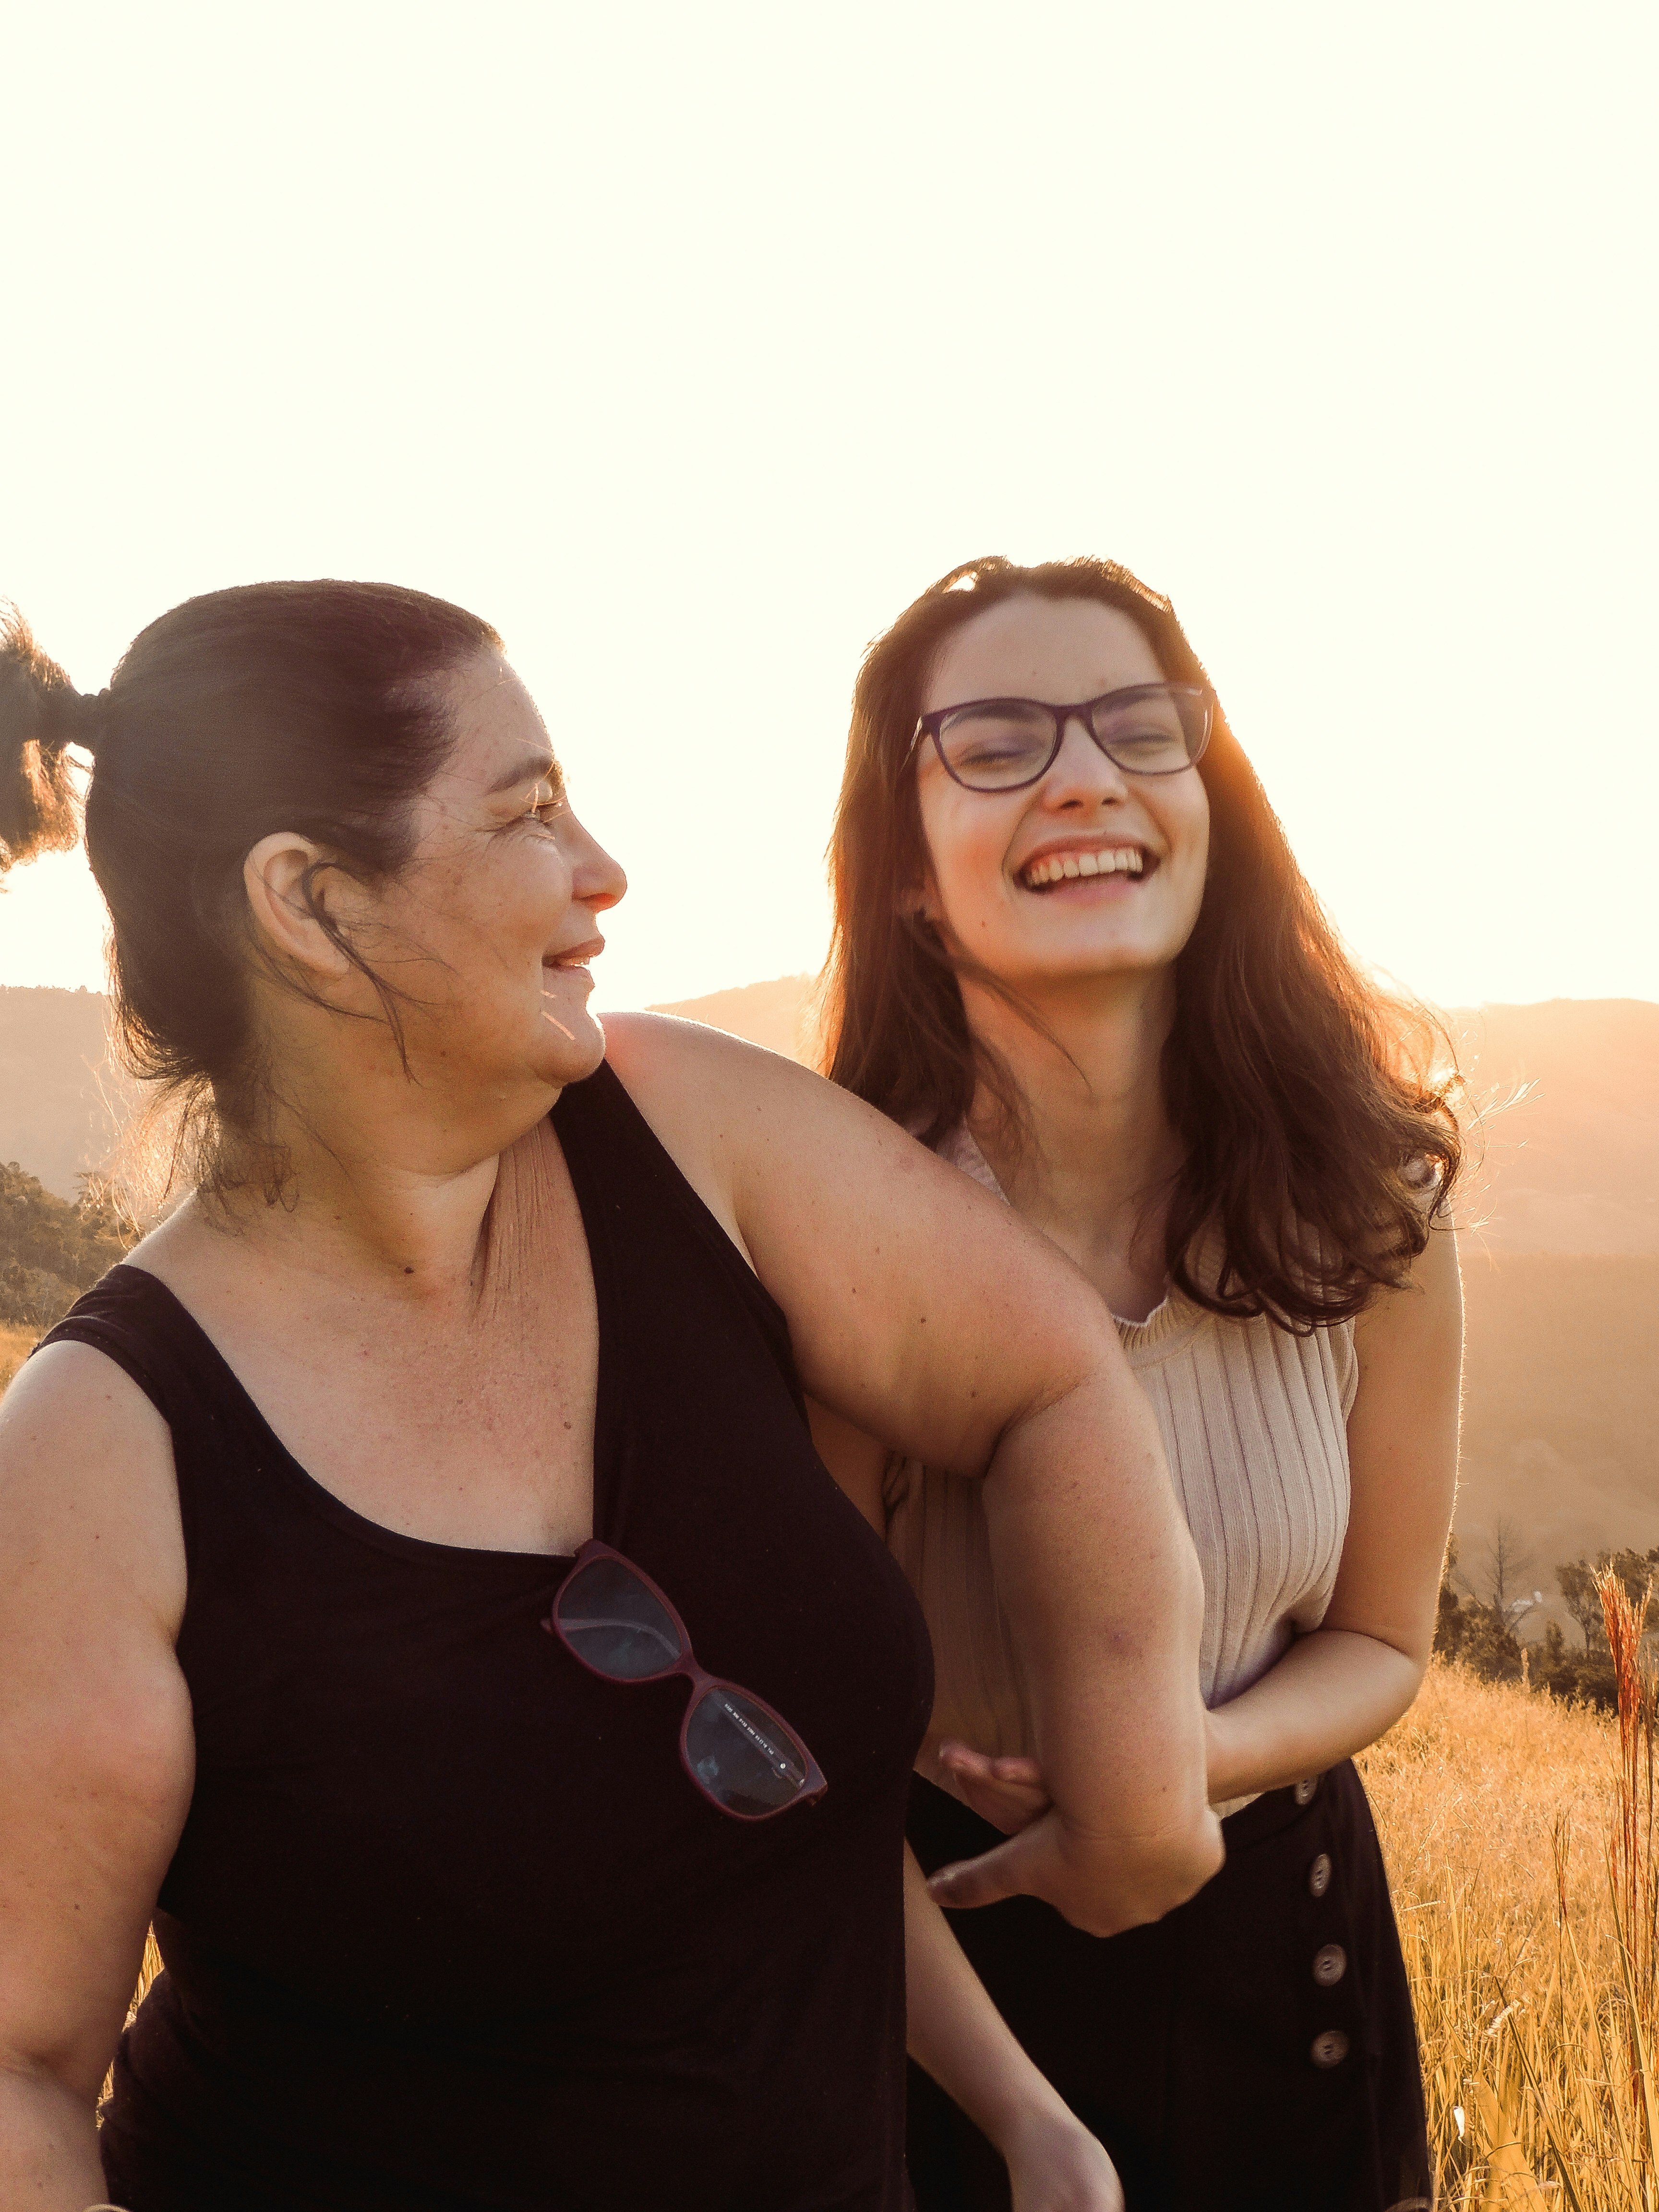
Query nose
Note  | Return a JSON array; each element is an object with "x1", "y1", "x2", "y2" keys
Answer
[
  {"x1": 1041, "y1": 715, "x2": 1130, "y2": 808},
  {"x1": 568, "y1": 816, "x2": 628, "y2": 913}
]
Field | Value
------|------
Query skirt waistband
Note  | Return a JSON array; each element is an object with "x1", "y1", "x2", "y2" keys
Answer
[{"x1": 1218, "y1": 1766, "x2": 1340, "y2": 1851}]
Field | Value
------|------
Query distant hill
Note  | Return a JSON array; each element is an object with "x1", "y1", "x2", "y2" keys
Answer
[
  {"x1": 651, "y1": 980, "x2": 1659, "y2": 1262},
  {"x1": 1458, "y1": 1251, "x2": 1659, "y2": 1573},
  {"x1": 1450, "y1": 999, "x2": 1659, "y2": 1256},
  {"x1": 649, "y1": 975, "x2": 821, "y2": 1064},
  {"x1": 0, "y1": 987, "x2": 132, "y2": 1200}
]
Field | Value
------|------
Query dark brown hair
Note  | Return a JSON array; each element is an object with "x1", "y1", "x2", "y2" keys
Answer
[
  {"x1": 0, "y1": 581, "x2": 500, "y2": 1184},
  {"x1": 822, "y1": 554, "x2": 1461, "y2": 1332}
]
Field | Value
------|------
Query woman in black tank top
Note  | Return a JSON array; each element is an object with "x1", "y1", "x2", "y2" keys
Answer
[
  {"x1": 49, "y1": 1069, "x2": 934, "y2": 2209},
  {"x1": 0, "y1": 585, "x2": 1221, "y2": 2212}
]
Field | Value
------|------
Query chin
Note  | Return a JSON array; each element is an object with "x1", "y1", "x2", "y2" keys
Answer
[{"x1": 533, "y1": 1005, "x2": 608, "y2": 1084}]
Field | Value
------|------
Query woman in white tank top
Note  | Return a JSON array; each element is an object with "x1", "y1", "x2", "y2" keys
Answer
[{"x1": 812, "y1": 556, "x2": 1463, "y2": 2212}]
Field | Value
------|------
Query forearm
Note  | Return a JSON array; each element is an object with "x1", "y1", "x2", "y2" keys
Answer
[
  {"x1": 904, "y1": 1849, "x2": 1070, "y2": 2146},
  {"x1": 0, "y1": 2062, "x2": 110, "y2": 2212},
  {"x1": 1205, "y1": 1627, "x2": 1424, "y2": 1805},
  {"x1": 981, "y1": 1369, "x2": 1218, "y2": 1907}
]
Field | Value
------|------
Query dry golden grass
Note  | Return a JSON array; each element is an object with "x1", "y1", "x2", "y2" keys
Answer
[
  {"x1": 1363, "y1": 1649, "x2": 1657, "y2": 2207},
  {"x1": 0, "y1": 1322, "x2": 38, "y2": 1393}
]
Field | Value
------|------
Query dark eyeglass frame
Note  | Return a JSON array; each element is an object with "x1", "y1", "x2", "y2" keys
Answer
[
  {"x1": 541, "y1": 1538, "x2": 829, "y2": 1823},
  {"x1": 909, "y1": 680, "x2": 1214, "y2": 792}
]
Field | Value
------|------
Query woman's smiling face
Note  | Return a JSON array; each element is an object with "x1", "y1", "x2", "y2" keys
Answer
[
  {"x1": 913, "y1": 595, "x2": 1210, "y2": 993},
  {"x1": 333, "y1": 649, "x2": 628, "y2": 1099}
]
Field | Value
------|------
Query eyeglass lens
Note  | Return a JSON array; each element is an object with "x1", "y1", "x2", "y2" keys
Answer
[
  {"x1": 937, "y1": 684, "x2": 1206, "y2": 791},
  {"x1": 552, "y1": 1549, "x2": 821, "y2": 1818},
  {"x1": 685, "y1": 1685, "x2": 812, "y2": 1815},
  {"x1": 555, "y1": 1554, "x2": 685, "y2": 1678}
]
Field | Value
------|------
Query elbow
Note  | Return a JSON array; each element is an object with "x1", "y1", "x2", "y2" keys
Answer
[
  {"x1": 1074, "y1": 1807, "x2": 1226, "y2": 1938},
  {"x1": 1170, "y1": 1811, "x2": 1227, "y2": 1910},
  {"x1": 1142, "y1": 1810, "x2": 1226, "y2": 1923}
]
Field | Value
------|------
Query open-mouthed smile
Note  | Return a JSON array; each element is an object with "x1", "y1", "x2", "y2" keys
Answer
[{"x1": 1016, "y1": 845, "x2": 1152, "y2": 892}]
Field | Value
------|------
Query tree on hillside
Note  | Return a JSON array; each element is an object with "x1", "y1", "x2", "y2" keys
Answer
[
  {"x1": 1436, "y1": 1539, "x2": 1526, "y2": 1682},
  {"x1": 1532, "y1": 1616, "x2": 1618, "y2": 1711},
  {"x1": 1484, "y1": 1516, "x2": 1535, "y2": 1613},
  {"x1": 1609, "y1": 1548, "x2": 1659, "y2": 1610},
  {"x1": 1460, "y1": 1602, "x2": 1525, "y2": 1683},
  {"x1": 1556, "y1": 1548, "x2": 1659, "y2": 1653},
  {"x1": 0, "y1": 1161, "x2": 135, "y2": 1330},
  {"x1": 1556, "y1": 1561, "x2": 1605, "y2": 1653},
  {"x1": 1435, "y1": 1538, "x2": 1467, "y2": 1660}
]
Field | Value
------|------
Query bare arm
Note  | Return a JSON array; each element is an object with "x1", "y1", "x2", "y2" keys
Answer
[
  {"x1": 1202, "y1": 1220, "x2": 1463, "y2": 1802},
  {"x1": 603, "y1": 1015, "x2": 1220, "y2": 1934},
  {"x1": 0, "y1": 1346, "x2": 193, "y2": 2212},
  {"x1": 903, "y1": 1849, "x2": 1121, "y2": 2212}
]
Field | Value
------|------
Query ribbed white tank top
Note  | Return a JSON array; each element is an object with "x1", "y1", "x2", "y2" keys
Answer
[{"x1": 885, "y1": 1127, "x2": 1357, "y2": 1810}]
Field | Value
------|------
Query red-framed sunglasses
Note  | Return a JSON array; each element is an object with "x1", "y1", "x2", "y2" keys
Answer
[{"x1": 541, "y1": 1539, "x2": 828, "y2": 1822}]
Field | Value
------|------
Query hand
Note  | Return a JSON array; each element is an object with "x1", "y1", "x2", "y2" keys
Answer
[
  {"x1": 926, "y1": 1798, "x2": 1217, "y2": 1937},
  {"x1": 937, "y1": 1741, "x2": 1052, "y2": 1834},
  {"x1": 1001, "y1": 2106, "x2": 1124, "y2": 2212}
]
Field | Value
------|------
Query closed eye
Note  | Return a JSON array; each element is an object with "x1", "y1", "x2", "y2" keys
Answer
[{"x1": 523, "y1": 774, "x2": 566, "y2": 827}]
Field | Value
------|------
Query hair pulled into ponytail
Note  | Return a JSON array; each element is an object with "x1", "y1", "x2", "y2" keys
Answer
[
  {"x1": 0, "y1": 580, "x2": 501, "y2": 1196},
  {"x1": 0, "y1": 606, "x2": 94, "y2": 866}
]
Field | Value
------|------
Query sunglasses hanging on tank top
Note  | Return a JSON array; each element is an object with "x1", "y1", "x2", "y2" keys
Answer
[{"x1": 543, "y1": 1540, "x2": 828, "y2": 1820}]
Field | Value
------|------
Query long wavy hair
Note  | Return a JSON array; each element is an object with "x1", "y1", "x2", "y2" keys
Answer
[{"x1": 821, "y1": 554, "x2": 1461, "y2": 1333}]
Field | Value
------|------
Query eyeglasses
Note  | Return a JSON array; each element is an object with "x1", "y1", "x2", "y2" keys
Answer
[
  {"x1": 911, "y1": 681, "x2": 1213, "y2": 793},
  {"x1": 542, "y1": 1539, "x2": 828, "y2": 1822}
]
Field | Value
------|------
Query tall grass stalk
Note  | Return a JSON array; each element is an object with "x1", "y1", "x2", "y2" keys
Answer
[
  {"x1": 1365, "y1": 1642, "x2": 1659, "y2": 2208},
  {"x1": 1598, "y1": 1563, "x2": 1659, "y2": 2156}
]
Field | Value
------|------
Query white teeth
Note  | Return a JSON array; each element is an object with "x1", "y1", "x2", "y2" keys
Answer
[{"x1": 1021, "y1": 848, "x2": 1145, "y2": 888}]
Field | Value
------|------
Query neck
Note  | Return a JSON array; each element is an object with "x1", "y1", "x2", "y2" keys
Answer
[
  {"x1": 198, "y1": 1044, "x2": 560, "y2": 1308},
  {"x1": 961, "y1": 966, "x2": 1183, "y2": 1313}
]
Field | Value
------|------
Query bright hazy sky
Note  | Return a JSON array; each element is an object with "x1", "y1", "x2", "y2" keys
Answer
[{"x1": 3, "y1": 2, "x2": 1655, "y2": 1017}]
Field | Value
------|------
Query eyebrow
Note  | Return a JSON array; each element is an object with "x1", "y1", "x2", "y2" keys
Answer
[{"x1": 486, "y1": 750, "x2": 561, "y2": 797}]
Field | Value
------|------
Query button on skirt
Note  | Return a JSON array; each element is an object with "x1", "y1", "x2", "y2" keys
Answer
[{"x1": 906, "y1": 1759, "x2": 1431, "y2": 2212}]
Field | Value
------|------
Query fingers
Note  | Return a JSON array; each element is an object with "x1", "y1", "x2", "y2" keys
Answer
[
  {"x1": 937, "y1": 1741, "x2": 1046, "y2": 1788},
  {"x1": 925, "y1": 1810, "x2": 1161, "y2": 1936},
  {"x1": 936, "y1": 1742, "x2": 1052, "y2": 1836},
  {"x1": 925, "y1": 1834, "x2": 1029, "y2": 1913}
]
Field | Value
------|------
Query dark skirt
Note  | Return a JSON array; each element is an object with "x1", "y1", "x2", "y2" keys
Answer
[{"x1": 907, "y1": 1761, "x2": 1431, "y2": 2212}]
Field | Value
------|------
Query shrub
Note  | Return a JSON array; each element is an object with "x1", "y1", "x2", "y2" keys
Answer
[{"x1": 0, "y1": 1160, "x2": 134, "y2": 1330}]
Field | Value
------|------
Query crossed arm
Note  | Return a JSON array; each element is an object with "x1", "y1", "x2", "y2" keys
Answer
[{"x1": 606, "y1": 1013, "x2": 1222, "y2": 1929}]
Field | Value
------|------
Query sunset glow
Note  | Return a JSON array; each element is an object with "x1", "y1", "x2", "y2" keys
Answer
[{"x1": 3, "y1": 2, "x2": 1653, "y2": 1016}]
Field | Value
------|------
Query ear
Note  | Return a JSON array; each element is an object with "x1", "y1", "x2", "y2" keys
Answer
[
  {"x1": 242, "y1": 833, "x2": 355, "y2": 980},
  {"x1": 898, "y1": 879, "x2": 940, "y2": 926}
]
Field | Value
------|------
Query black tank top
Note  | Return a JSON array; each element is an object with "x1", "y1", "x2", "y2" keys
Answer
[{"x1": 42, "y1": 1064, "x2": 933, "y2": 2212}]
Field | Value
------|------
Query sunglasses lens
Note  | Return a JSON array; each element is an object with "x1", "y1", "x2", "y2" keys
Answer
[
  {"x1": 685, "y1": 1686, "x2": 814, "y2": 1817},
  {"x1": 555, "y1": 1557, "x2": 685, "y2": 1679}
]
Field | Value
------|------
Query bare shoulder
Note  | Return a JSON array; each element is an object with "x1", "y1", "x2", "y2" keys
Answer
[
  {"x1": 1353, "y1": 1216, "x2": 1463, "y2": 1365},
  {"x1": 0, "y1": 1339, "x2": 187, "y2": 1641},
  {"x1": 600, "y1": 1008, "x2": 826, "y2": 1125},
  {"x1": 601, "y1": 1008, "x2": 931, "y2": 1156},
  {"x1": 597, "y1": 1010, "x2": 927, "y2": 1239}
]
